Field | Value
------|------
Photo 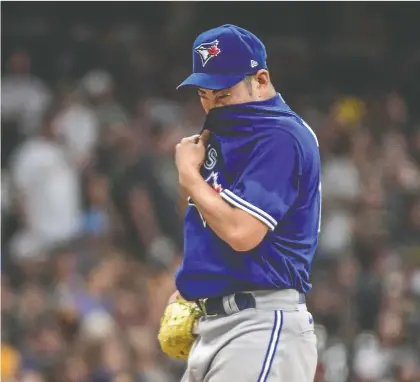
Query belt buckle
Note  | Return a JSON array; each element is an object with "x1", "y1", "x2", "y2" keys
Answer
[{"x1": 198, "y1": 298, "x2": 218, "y2": 318}]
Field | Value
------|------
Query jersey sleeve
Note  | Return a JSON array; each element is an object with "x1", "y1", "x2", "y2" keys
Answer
[{"x1": 220, "y1": 131, "x2": 302, "y2": 231}]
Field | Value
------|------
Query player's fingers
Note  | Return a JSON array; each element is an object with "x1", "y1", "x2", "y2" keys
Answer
[
  {"x1": 199, "y1": 129, "x2": 211, "y2": 146},
  {"x1": 181, "y1": 135, "x2": 200, "y2": 144}
]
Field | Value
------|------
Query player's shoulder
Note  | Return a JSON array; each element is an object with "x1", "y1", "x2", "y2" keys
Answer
[
  {"x1": 257, "y1": 109, "x2": 319, "y2": 151},
  {"x1": 250, "y1": 108, "x2": 320, "y2": 173}
]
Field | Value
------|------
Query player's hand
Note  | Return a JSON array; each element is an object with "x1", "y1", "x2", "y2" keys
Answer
[{"x1": 175, "y1": 130, "x2": 210, "y2": 185}]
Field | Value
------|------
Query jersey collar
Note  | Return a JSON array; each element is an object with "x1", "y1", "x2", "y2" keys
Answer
[{"x1": 203, "y1": 93, "x2": 291, "y2": 136}]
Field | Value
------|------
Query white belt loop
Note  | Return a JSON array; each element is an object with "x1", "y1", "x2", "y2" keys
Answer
[
  {"x1": 228, "y1": 294, "x2": 240, "y2": 313},
  {"x1": 223, "y1": 296, "x2": 233, "y2": 314},
  {"x1": 222, "y1": 294, "x2": 241, "y2": 315}
]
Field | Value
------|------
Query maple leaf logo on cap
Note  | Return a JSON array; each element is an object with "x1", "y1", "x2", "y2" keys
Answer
[
  {"x1": 208, "y1": 45, "x2": 220, "y2": 56},
  {"x1": 194, "y1": 40, "x2": 221, "y2": 67}
]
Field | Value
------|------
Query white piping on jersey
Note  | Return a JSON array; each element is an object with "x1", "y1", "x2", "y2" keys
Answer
[{"x1": 220, "y1": 189, "x2": 277, "y2": 231}]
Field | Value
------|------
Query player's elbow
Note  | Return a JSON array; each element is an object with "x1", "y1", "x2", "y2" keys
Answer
[
  {"x1": 230, "y1": 239, "x2": 258, "y2": 252},
  {"x1": 224, "y1": 208, "x2": 269, "y2": 252}
]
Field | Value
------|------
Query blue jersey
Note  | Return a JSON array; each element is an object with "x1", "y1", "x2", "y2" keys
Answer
[{"x1": 176, "y1": 94, "x2": 321, "y2": 301}]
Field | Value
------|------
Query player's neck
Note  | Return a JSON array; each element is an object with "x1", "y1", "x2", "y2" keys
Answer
[
  {"x1": 256, "y1": 86, "x2": 277, "y2": 102},
  {"x1": 266, "y1": 86, "x2": 277, "y2": 99}
]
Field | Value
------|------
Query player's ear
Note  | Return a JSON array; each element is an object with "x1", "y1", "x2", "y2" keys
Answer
[{"x1": 255, "y1": 70, "x2": 270, "y2": 85}]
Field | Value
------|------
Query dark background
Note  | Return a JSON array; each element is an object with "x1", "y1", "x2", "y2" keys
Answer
[{"x1": 2, "y1": 2, "x2": 420, "y2": 109}]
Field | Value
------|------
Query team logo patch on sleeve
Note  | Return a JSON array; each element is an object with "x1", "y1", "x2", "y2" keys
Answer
[
  {"x1": 195, "y1": 40, "x2": 221, "y2": 67},
  {"x1": 206, "y1": 171, "x2": 223, "y2": 193},
  {"x1": 187, "y1": 171, "x2": 224, "y2": 228}
]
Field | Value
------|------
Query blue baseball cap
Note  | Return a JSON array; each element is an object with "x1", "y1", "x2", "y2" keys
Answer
[{"x1": 177, "y1": 24, "x2": 267, "y2": 91}]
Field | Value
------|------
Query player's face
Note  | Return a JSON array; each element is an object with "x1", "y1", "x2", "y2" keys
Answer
[
  {"x1": 197, "y1": 73, "x2": 264, "y2": 114},
  {"x1": 197, "y1": 70, "x2": 273, "y2": 114}
]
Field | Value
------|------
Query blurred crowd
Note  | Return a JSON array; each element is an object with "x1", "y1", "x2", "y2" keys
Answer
[{"x1": 2, "y1": 3, "x2": 420, "y2": 382}]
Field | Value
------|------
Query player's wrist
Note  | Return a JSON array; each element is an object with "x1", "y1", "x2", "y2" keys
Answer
[{"x1": 178, "y1": 167, "x2": 201, "y2": 191}]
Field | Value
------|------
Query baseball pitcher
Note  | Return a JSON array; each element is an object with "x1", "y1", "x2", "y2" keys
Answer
[{"x1": 158, "y1": 24, "x2": 321, "y2": 382}]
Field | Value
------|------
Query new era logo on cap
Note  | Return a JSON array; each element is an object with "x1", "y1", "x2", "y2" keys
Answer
[
  {"x1": 251, "y1": 60, "x2": 258, "y2": 68},
  {"x1": 195, "y1": 40, "x2": 221, "y2": 67}
]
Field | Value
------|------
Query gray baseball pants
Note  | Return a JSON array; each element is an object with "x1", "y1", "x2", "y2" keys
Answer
[{"x1": 181, "y1": 289, "x2": 317, "y2": 382}]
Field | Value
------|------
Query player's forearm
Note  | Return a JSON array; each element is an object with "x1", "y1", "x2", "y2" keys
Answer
[{"x1": 180, "y1": 170, "x2": 243, "y2": 249}]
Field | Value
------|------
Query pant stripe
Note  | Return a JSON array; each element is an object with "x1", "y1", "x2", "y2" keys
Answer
[{"x1": 258, "y1": 310, "x2": 283, "y2": 382}]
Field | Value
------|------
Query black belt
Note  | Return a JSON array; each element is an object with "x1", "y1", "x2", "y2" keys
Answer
[
  {"x1": 197, "y1": 293, "x2": 256, "y2": 317},
  {"x1": 197, "y1": 292, "x2": 306, "y2": 317}
]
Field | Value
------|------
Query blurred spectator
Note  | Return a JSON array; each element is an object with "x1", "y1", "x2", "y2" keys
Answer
[
  {"x1": 81, "y1": 70, "x2": 129, "y2": 130},
  {"x1": 82, "y1": 173, "x2": 111, "y2": 239},
  {"x1": 1, "y1": 50, "x2": 52, "y2": 135},
  {"x1": 9, "y1": 108, "x2": 82, "y2": 259},
  {"x1": 54, "y1": 87, "x2": 99, "y2": 170}
]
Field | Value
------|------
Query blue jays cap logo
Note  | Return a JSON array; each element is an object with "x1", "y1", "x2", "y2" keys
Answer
[{"x1": 194, "y1": 40, "x2": 221, "y2": 67}]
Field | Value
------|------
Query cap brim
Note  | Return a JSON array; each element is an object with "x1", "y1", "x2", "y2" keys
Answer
[{"x1": 176, "y1": 72, "x2": 246, "y2": 90}]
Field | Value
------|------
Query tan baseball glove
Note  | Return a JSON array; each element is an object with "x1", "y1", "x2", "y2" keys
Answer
[{"x1": 158, "y1": 296, "x2": 203, "y2": 360}]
